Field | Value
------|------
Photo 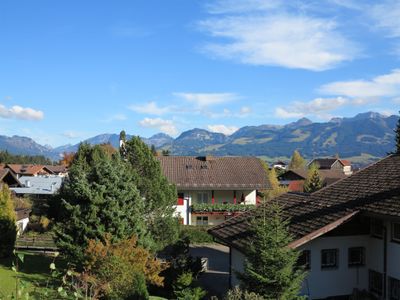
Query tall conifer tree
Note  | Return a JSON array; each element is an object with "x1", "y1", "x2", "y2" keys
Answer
[
  {"x1": 395, "y1": 111, "x2": 400, "y2": 154},
  {"x1": 55, "y1": 143, "x2": 148, "y2": 263},
  {"x1": 238, "y1": 202, "x2": 306, "y2": 299},
  {"x1": 303, "y1": 163, "x2": 323, "y2": 193},
  {"x1": 124, "y1": 136, "x2": 179, "y2": 251}
]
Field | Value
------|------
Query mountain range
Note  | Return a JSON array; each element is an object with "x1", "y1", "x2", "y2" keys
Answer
[{"x1": 0, "y1": 112, "x2": 398, "y2": 165}]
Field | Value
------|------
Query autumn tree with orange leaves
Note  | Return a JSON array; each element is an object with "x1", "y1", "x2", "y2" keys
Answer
[{"x1": 84, "y1": 234, "x2": 167, "y2": 299}]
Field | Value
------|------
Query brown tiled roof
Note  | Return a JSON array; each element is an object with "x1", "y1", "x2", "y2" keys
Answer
[
  {"x1": 282, "y1": 168, "x2": 347, "y2": 180},
  {"x1": 45, "y1": 165, "x2": 68, "y2": 174},
  {"x1": 339, "y1": 159, "x2": 351, "y2": 166},
  {"x1": 157, "y1": 156, "x2": 270, "y2": 190},
  {"x1": 209, "y1": 154, "x2": 400, "y2": 251},
  {"x1": 6, "y1": 164, "x2": 53, "y2": 176}
]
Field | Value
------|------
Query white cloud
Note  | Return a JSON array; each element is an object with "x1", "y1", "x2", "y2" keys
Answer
[
  {"x1": 319, "y1": 69, "x2": 400, "y2": 98},
  {"x1": 103, "y1": 114, "x2": 127, "y2": 123},
  {"x1": 207, "y1": 124, "x2": 239, "y2": 135},
  {"x1": 275, "y1": 97, "x2": 348, "y2": 119},
  {"x1": 369, "y1": 1, "x2": 400, "y2": 38},
  {"x1": 173, "y1": 92, "x2": 237, "y2": 107},
  {"x1": 139, "y1": 117, "x2": 178, "y2": 136},
  {"x1": 393, "y1": 97, "x2": 400, "y2": 104},
  {"x1": 129, "y1": 101, "x2": 171, "y2": 116},
  {"x1": 198, "y1": 3, "x2": 359, "y2": 71},
  {"x1": 0, "y1": 104, "x2": 44, "y2": 121},
  {"x1": 62, "y1": 131, "x2": 82, "y2": 139},
  {"x1": 239, "y1": 106, "x2": 251, "y2": 116}
]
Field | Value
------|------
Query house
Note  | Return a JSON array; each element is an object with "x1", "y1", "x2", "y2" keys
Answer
[
  {"x1": 278, "y1": 168, "x2": 347, "y2": 192},
  {"x1": 44, "y1": 165, "x2": 69, "y2": 177},
  {"x1": 10, "y1": 175, "x2": 63, "y2": 198},
  {"x1": 5, "y1": 164, "x2": 54, "y2": 178},
  {"x1": 0, "y1": 168, "x2": 22, "y2": 188},
  {"x1": 272, "y1": 161, "x2": 287, "y2": 170},
  {"x1": 15, "y1": 208, "x2": 31, "y2": 235},
  {"x1": 209, "y1": 154, "x2": 400, "y2": 299},
  {"x1": 308, "y1": 158, "x2": 353, "y2": 175},
  {"x1": 157, "y1": 156, "x2": 270, "y2": 226}
]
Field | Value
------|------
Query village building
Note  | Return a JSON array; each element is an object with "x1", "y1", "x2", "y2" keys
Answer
[
  {"x1": 0, "y1": 168, "x2": 22, "y2": 188},
  {"x1": 157, "y1": 156, "x2": 270, "y2": 226},
  {"x1": 10, "y1": 175, "x2": 63, "y2": 198},
  {"x1": 308, "y1": 158, "x2": 353, "y2": 175},
  {"x1": 5, "y1": 164, "x2": 54, "y2": 178},
  {"x1": 209, "y1": 154, "x2": 400, "y2": 299},
  {"x1": 15, "y1": 208, "x2": 31, "y2": 235},
  {"x1": 278, "y1": 168, "x2": 347, "y2": 192}
]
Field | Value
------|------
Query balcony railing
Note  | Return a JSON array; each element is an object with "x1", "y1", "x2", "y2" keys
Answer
[{"x1": 191, "y1": 203, "x2": 256, "y2": 213}]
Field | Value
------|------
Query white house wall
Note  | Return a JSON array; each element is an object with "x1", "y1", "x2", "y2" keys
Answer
[
  {"x1": 175, "y1": 189, "x2": 257, "y2": 225},
  {"x1": 228, "y1": 218, "x2": 400, "y2": 299},
  {"x1": 299, "y1": 235, "x2": 371, "y2": 299}
]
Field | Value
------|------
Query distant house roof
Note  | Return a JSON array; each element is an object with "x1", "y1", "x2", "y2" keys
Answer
[
  {"x1": 339, "y1": 159, "x2": 351, "y2": 166},
  {"x1": 279, "y1": 168, "x2": 347, "y2": 181},
  {"x1": 273, "y1": 161, "x2": 287, "y2": 166},
  {"x1": 6, "y1": 164, "x2": 53, "y2": 176},
  {"x1": 209, "y1": 154, "x2": 400, "y2": 251},
  {"x1": 44, "y1": 165, "x2": 68, "y2": 174},
  {"x1": 10, "y1": 176, "x2": 63, "y2": 195},
  {"x1": 157, "y1": 156, "x2": 270, "y2": 190},
  {"x1": 15, "y1": 208, "x2": 31, "y2": 221},
  {"x1": 308, "y1": 158, "x2": 339, "y2": 169}
]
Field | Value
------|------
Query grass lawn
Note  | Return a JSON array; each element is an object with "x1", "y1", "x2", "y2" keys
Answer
[{"x1": 0, "y1": 252, "x2": 58, "y2": 298}]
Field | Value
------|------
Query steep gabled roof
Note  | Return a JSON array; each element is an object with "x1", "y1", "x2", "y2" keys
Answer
[
  {"x1": 308, "y1": 158, "x2": 339, "y2": 169},
  {"x1": 209, "y1": 154, "x2": 400, "y2": 251},
  {"x1": 157, "y1": 156, "x2": 270, "y2": 190},
  {"x1": 0, "y1": 169, "x2": 21, "y2": 187}
]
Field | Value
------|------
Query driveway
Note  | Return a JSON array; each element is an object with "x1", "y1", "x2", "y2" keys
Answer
[{"x1": 190, "y1": 244, "x2": 230, "y2": 299}]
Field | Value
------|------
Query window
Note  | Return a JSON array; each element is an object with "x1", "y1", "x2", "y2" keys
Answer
[
  {"x1": 298, "y1": 250, "x2": 311, "y2": 270},
  {"x1": 348, "y1": 247, "x2": 365, "y2": 267},
  {"x1": 321, "y1": 249, "x2": 338, "y2": 269},
  {"x1": 371, "y1": 218, "x2": 384, "y2": 238},
  {"x1": 369, "y1": 270, "x2": 383, "y2": 296},
  {"x1": 389, "y1": 277, "x2": 400, "y2": 300},
  {"x1": 196, "y1": 216, "x2": 208, "y2": 226},
  {"x1": 197, "y1": 192, "x2": 209, "y2": 204},
  {"x1": 177, "y1": 193, "x2": 184, "y2": 206},
  {"x1": 392, "y1": 222, "x2": 400, "y2": 243}
]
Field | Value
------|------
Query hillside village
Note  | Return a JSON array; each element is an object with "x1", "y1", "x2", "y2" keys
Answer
[
  {"x1": 0, "y1": 116, "x2": 399, "y2": 299},
  {"x1": 3, "y1": 1, "x2": 400, "y2": 299}
]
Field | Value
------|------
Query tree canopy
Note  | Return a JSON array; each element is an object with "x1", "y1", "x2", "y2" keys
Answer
[
  {"x1": 395, "y1": 111, "x2": 400, "y2": 154},
  {"x1": 288, "y1": 150, "x2": 306, "y2": 170}
]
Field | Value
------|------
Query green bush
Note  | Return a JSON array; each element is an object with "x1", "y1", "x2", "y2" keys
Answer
[{"x1": 179, "y1": 225, "x2": 214, "y2": 244}]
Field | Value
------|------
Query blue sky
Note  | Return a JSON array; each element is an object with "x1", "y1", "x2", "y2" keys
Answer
[{"x1": 0, "y1": 0, "x2": 400, "y2": 147}]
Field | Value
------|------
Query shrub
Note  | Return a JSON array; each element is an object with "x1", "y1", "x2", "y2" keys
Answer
[
  {"x1": 179, "y1": 225, "x2": 214, "y2": 244},
  {"x1": 0, "y1": 185, "x2": 17, "y2": 257}
]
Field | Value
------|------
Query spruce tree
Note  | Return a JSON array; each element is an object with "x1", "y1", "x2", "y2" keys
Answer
[
  {"x1": 289, "y1": 150, "x2": 306, "y2": 169},
  {"x1": 238, "y1": 202, "x2": 306, "y2": 299},
  {"x1": 55, "y1": 143, "x2": 149, "y2": 264},
  {"x1": 124, "y1": 136, "x2": 179, "y2": 251},
  {"x1": 0, "y1": 184, "x2": 17, "y2": 257},
  {"x1": 303, "y1": 163, "x2": 323, "y2": 193}
]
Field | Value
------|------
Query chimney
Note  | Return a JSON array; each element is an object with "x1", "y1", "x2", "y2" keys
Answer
[{"x1": 25, "y1": 180, "x2": 31, "y2": 188}]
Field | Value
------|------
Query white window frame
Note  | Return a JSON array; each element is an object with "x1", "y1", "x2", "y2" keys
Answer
[
  {"x1": 348, "y1": 247, "x2": 365, "y2": 267},
  {"x1": 392, "y1": 222, "x2": 400, "y2": 243},
  {"x1": 197, "y1": 192, "x2": 210, "y2": 204},
  {"x1": 196, "y1": 216, "x2": 209, "y2": 226},
  {"x1": 371, "y1": 218, "x2": 383, "y2": 238},
  {"x1": 321, "y1": 249, "x2": 338, "y2": 269}
]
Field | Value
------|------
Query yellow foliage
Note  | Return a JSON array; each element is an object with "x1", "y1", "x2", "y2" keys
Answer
[
  {"x1": 85, "y1": 234, "x2": 167, "y2": 289},
  {"x1": 0, "y1": 184, "x2": 15, "y2": 221}
]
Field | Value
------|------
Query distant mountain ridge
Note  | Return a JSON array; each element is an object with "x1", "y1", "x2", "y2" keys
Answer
[{"x1": 0, "y1": 112, "x2": 398, "y2": 163}]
